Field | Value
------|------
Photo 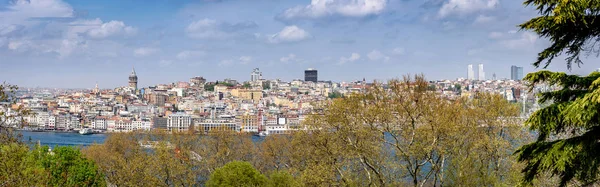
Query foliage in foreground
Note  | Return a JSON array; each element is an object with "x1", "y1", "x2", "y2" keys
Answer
[
  {"x1": 0, "y1": 143, "x2": 105, "y2": 187},
  {"x1": 206, "y1": 161, "x2": 267, "y2": 187},
  {"x1": 514, "y1": 0, "x2": 600, "y2": 186},
  {"x1": 79, "y1": 76, "x2": 547, "y2": 187}
]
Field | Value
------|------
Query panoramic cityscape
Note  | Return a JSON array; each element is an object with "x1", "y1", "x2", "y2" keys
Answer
[{"x1": 1, "y1": 0, "x2": 599, "y2": 186}]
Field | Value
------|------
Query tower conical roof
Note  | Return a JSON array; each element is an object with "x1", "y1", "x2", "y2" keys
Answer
[{"x1": 129, "y1": 67, "x2": 137, "y2": 78}]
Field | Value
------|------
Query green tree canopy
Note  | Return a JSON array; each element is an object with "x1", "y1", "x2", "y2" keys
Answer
[
  {"x1": 514, "y1": 0, "x2": 600, "y2": 186},
  {"x1": 206, "y1": 161, "x2": 267, "y2": 187},
  {"x1": 521, "y1": 0, "x2": 600, "y2": 69}
]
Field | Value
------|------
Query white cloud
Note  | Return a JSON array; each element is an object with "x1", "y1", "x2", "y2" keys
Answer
[
  {"x1": 134, "y1": 47, "x2": 159, "y2": 57},
  {"x1": 186, "y1": 19, "x2": 229, "y2": 39},
  {"x1": 159, "y1": 60, "x2": 173, "y2": 67},
  {"x1": 67, "y1": 18, "x2": 137, "y2": 39},
  {"x1": 473, "y1": 15, "x2": 494, "y2": 24},
  {"x1": 176, "y1": 50, "x2": 206, "y2": 60},
  {"x1": 391, "y1": 47, "x2": 405, "y2": 55},
  {"x1": 438, "y1": 0, "x2": 498, "y2": 18},
  {"x1": 488, "y1": 31, "x2": 503, "y2": 39},
  {"x1": 367, "y1": 50, "x2": 390, "y2": 62},
  {"x1": 86, "y1": 20, "x2": 137, "y2": 39},
  {"x1": 338, "y1": 52, "x2": 360, "y2": 65},
  {"x1": 0, "y1": 25, "x2": 24, "y2": 36},
  {"x1": 269, "y1": 25, "x2": 311, "y2": 43},
  {"x1": 279, "y1": 0, "x2": 387, "y2": 20},
  {"x1": 239, "y1": 56, "x2": 252, "y2": 64},
  {"x1": 219, "y1": 59, "x2": 233, "y2": 66},
  {"x1": 500, "y1": 32, "x2": 538, "y2": 50},
  {"x1": 186, "y1": 19, "x2": 257, "y2": 39},
  {"x1": 280, "y1": 53, "x2": 298, "y2": 63},
  {"x1": 57, "y1": 39, "x2": 87, "y2": 58},
  {"x1": 467, "y1": 48, "x2": 482, "y2": 56},
  {"x1": 0, "y1": 0, "x2": 74, "y2": 26}
]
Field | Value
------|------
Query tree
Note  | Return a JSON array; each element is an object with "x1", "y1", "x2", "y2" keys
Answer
[
  {"x1": 519, "y1": 0, "x2": 600, "y2": 69},
  {"x1": 327, "y1": 91, "x2": 343, "y2": 99},
  {"x1": 0, "y1": 83, "x2": 31, "y2": 144},
  {"x1": 267, "y1": 170, "x2": 300, "y2": 187},
  {"x1": 0, "y1": 144, "x2": 105, "y2": 186},
  {"x1": 243, "y1": 82, "x2": 252, "y2": 89},
  {"x1": 515, "y1": 71, "x2": 600, "y2": 186},
  {"x1": 514, "y1": 0, "x2": 600, "y2": 186},
  {"x1": 36, "y1": 146, "x2": 105, "y2": 186},
  {"x1": 205, "y1": 84, "x2": 215, "y2": 92},
  {"x1": 262, "y1": 82, "x2": 271, "y2": 90},
  {"x1": 454, "y1": 84, "x2": 462, "y2": 94},
  {"x1": 206, "y1": 161, "x2": 267, "y2": 187}
]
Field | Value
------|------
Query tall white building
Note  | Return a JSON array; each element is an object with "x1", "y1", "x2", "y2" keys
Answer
[
  {"x1": 167, "y1": 112, "x2": 192, "y2": 132},
  {"x1": 251, "y1": 68, "x2": 262, "y2": 82},
  {"x1": 467, "y1": 64, "x2": 475, "y2": 80},
  {"x1": 478, "y1": 64, "x2": 485, "y2": 80}
]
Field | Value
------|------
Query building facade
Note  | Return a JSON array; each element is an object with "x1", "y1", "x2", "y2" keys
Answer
[
  {"x1": 478, "y1": 64, "x2": 485, "y2": 81},
  {"x1": 304, "y1": 68, "x2": 318, "y2": 82},
  {"x1": 167, "y1": 112, "x2": 192, "y2": 132},
  {"x1": 511, "y1": 65, "x2": 524, "y2": 81},
  {"x1": 251, "y1": 68, "x2": 262, "y2": 82},
  {"x1": 467, "y1": 64, "x2": 474, "y2": 80},
  {"x1": 129, "y1": 67, "x2": 138, "y2": 91}
]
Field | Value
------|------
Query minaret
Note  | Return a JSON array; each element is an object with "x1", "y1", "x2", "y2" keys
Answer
[
  {"x1": 129, "y1": 67, "x2": 138, "y2": 91},
  {"x1": 93, "y1": 82, "x2": 99, "y2": 94}
]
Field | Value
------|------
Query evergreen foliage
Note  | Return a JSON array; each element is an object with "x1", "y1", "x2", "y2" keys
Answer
[{"x1": 514, "y1": 0, "x2": 600, "y2": 186}]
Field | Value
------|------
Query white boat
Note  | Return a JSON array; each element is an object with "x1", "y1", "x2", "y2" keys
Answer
[
  {"x1": 79, "y1": 128, "x2": 94, "y2": 135},
  {"x1": 257, "y1": 131, "x2": 269, "y2": 137}
]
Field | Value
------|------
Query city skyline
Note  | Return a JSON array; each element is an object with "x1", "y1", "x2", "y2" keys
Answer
[{"x1": 0, "y1": 0, "x2": 597, "y2": 88}]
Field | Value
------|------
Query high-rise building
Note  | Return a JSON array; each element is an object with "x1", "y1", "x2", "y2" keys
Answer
[
  {"x1": 129, "y1": 67, "x2": 138, "y2": 91},
  {"x1": 251, "y1": 68, "x2": 262, "y2": 82},
  {"x1": 467, "y1": 64, "x2": 475, "y2": 80},
  {"x1": 511, "y1": 65, "x2": 524, "y2": 80},
  {"x1": 305, "y1": 68, "x2": 318, "y2": 82},
  {"x1": 478, "y1": 64, "x2": 485, "y2": 80}
]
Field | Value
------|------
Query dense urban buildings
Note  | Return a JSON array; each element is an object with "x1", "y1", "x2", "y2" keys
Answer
[
  {"x1": 3, "y1": 66, "x2": 540, "y2": 135},
  {"x1": 304, "y1": 68, "x2": 318, "y2": 82},
  {"x1": 511, "y1": 65, "x2": 524, "y2": 81}
]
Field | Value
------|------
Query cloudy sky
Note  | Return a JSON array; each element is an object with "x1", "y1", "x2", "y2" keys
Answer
[{"x1": 0, "y1": 0, "x2": 597, "y2": 88}]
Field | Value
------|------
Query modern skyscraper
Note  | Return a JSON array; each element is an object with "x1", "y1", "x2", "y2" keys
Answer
[
  {"x1": 467, "y1": 64, "x2": 475, "y2": 80},
  {"x1": 305, "y1": 68, "x2": 318, "y2": 82},
  {"x1": 251, "y1": 68, "x2": 262, "y2": 82},
  {"x1": 129, "y1": 67, "x2": 138, "y2": 91},
  {"x1": 511, "y1": 65, "x2": 524, "y2": 80},
  {"x1": 478, "y1": 64, "x2": 485, "y2": 80}
]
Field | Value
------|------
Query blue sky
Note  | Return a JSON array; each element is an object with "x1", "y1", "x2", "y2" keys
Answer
[{"x1": 0, "y1": 0, "x2": 597, "y2": 88}]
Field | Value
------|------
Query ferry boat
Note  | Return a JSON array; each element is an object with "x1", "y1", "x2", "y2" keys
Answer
[
  {"x1": 256, "y1": 131, "x2": 269, "y2": 137},
  {"x1": 79, "y1": 128, "x2": 94, "y2": 135}
]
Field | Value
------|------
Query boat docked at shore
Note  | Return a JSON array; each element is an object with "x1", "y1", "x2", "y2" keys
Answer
[{"x1": 79, "y1": 128, "x2": 94, "y2": 135}]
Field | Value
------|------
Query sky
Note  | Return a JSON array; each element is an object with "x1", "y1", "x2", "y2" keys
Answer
[{"x1": 0, "y1": 0, "x2": 598, "y2": 89}]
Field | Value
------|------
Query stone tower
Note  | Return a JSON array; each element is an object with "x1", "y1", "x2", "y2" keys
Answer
[{"x1": 129, "y1": 67, "x2": 138, "y2": 91}]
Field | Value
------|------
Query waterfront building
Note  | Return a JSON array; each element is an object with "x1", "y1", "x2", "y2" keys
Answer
[
  {"x1": 167, "y1": 112, "x2": 192, "y2": 132},
  {"x1": 237, "y1": 113, "x2": 259, "y2": 133},
  {"x1": 196, "y1": 118, "x2": 239, "y2": 133}
]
